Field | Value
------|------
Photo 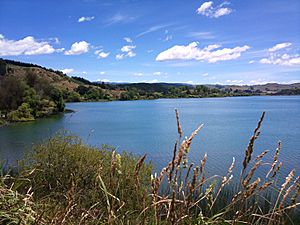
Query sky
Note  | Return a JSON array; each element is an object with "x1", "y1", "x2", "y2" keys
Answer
[{"x1": 0, "y1": 0, "x2": 300, "y2": 85}]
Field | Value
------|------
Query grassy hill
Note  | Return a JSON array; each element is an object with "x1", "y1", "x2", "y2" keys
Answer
[{"x1": 1, "y1": 58, "x2": 299, "y2": 123}]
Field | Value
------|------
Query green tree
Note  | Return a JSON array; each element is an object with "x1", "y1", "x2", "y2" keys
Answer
[
  {"x1": 7, "y1": 103, "x2": 34, "y2": 122},
  {"x1": 0, "y1": 76, "x2": 27, "y2": 112}
]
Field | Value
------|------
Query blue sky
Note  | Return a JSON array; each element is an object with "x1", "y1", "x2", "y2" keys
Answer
[{"x1": 0, "y1": 0, "x2": 299, "y2": 85}]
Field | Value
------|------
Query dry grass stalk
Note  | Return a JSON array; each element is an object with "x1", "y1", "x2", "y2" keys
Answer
[
  {"x1": 134, "y1": 153, "x2": 147, "y2": 189},
  {"x1": 110, "y1": 150, "x2": 116, "y2": 177},
  {"x1": 242, "y1": 112, "x2": 265, "y2": 173},
  {"x1": 256, "y1": 150, "x2": 269, "y2": 161},
  {"x1": 168, "y1": 142, "x2": 178, "y2": 184},
  {"x1": 176, "y1": 124, "x2": 204, "y2": 168},
  {"x1": 279, "y1": 175, "x2": 300, "y2": 209},
  {"x1": 266, "y1": 142, "x2": 281, "y2": 178},
  {"x1": 175, "y1": 109, "x2": 183, "y2": 138},
  {"x1": 271, "y1": 162, "x2": 282, "y2": 178},
  {"x1": 243, "y1": 161, "x2": 262, "y2": 187}
]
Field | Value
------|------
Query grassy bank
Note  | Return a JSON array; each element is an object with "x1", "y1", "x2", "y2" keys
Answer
[{"x1": 1, "y1": 112, "x2": 299, "y2": 224}]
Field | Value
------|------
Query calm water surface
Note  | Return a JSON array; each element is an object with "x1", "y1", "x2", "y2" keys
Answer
[{"x1": 1, "y1": 96, "x2": 299, "y2": 177}]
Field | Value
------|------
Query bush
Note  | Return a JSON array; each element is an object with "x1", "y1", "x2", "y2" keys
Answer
[
  {"x1": 16, "y1": 134, "x2": 152, "y2": 224},
  {"x1": 7, "y1": 103, "x2": 34, "y2": 122}
]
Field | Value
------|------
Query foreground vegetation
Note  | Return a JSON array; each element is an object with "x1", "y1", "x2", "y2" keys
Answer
[{"x1": 1, "y1": 111, "x2": 299, "y2": 224}]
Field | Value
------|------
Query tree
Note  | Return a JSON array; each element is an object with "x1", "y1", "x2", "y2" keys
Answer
[
  {"x1": 0, "y1": 59, "x2": 7, "y2": 76},
  {"x1": 0, "y1": 76, "x2": 26, "y2": 112},
  {"x1": 50, "y1": 88, "x2": 65, "y2": 112}
]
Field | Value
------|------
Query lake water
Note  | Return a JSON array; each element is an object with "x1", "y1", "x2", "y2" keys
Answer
[{"x1": 1, "y1": 96, "x2": 299, "y2": 178}]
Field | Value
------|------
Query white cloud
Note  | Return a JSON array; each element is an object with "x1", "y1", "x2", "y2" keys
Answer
[
  {"x1": 97, "y1": 79, "x2": 110, "y2": 82},
  {"x1": 116, "y1": 44, "x2": 136, "y2": 60},
  {"x1": 214, "y1": 7, "x2": 232, "y2": 17},
  {"x1": 61, "y1": 68, "x2": 74, "y2": 74},
  {"x1": 268, "y1": 42, "x2": 292, "y2": 52},
  {"x1": 156, "y1": 42, "x2": 250, "y2": 63},
  {"x1": 133, "y1": 72, "x2": 143, "y2": 76},
  {"x1": 100, "y1": 71, "x2": 106, "y2": 75},
  {"x1": 249, "y1": 78, "x2": 277, "y2": 85},
  {"x1": 259, "y1": 43, "x2": 300, "y2": 66},
  {"x1": 0, "y1": 34, "x2": 58, "y2": 56},
  {"x1": 148, "y1": 79, "x2": 158, "y2": 83},
  {"x1": 65, "y1": 41, "x2": 89, "y2": 55},
  {"x1": 226, "y1": 79, "x2": 245, "y2": 84},
  {"x1": 124, "y1": 37, "x2": 132, "y2": 43},
  {"x1": 121, "y1": 45, "x2": 135, "y2": 52},
  {"x1": 94, "y1": 49, "x2": 110, "y2": 58},
  {"x1": 249, "y1": 60, "x2": 255, "y2": 64},
  {"x1": 185, "y1": 80, "x2": 194, "y2": 84},
  {"x1": 78, "y1": 16, "x2": 95, "y2": 23},
  {"x1": 116, "y1": 54, "x2": 125, "y2": 60},
  {"x1": 197, "y1": 1, "x2": 213, "y2": 14},
  {"x1": 202, "y1": 72, "x2": 209, "y2": 77},
  {"x1": 260, "y1": 54, "x2": 300, "y2": 66},
  {"x1": 153, "y1": 72, "x2": 162, "y2": 76},
  {"x1": 197, "y1": 1, "x2": 233, "y2": 18}
]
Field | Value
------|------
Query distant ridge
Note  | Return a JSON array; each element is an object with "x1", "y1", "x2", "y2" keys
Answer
[{"x1": 1, "y1": 58, "x2": 300, "y2": 98}]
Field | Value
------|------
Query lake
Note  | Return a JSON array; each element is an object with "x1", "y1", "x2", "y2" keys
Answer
[{"x1": 1, "y1": 96, "x2": 299, "y2": 178}]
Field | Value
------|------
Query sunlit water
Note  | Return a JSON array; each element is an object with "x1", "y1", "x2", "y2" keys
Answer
[{"x1": 1, "y1": 96, "x2": 299, "y2": 179}]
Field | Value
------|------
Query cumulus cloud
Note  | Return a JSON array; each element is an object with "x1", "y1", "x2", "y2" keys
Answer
[
  {"x1": 156, "y1": 42, "x2": 249, "y2": 63},
  {"x1": 259, "y1": 43, "x2": 300, "y2": 66},
  {"x1": 116, "y1": 43, "x2": 136, "y2": 60},
  {"x1": 0, "y1": 34, "x2": 58, "y2": 56},
  {"x1": 197, "y1": 1, "x2": 232, "y2": 18},
  {"x1": 260, "y1": 54, "x2": 300, "y2": 66},
  {"x1": 100, "y1": 71, "x2": 106, "y2": 75},
  {"x1": 268, "y1": 42, "x2": 292, "y2": 52},
  {"x1": 94, "y1": 49, "x2": 110, "y2": 59},
  {"x1": 61, "y1": 68, "x2": 74, "y2": 74},
  {"x1": 78, "y1": 16, "x2": 95, "y2": 22},
  {"x1": 65, "y1": 41, "x2": 89, "y2": 55}
]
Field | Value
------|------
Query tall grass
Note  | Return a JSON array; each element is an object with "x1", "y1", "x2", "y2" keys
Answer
[{"x1": 0, "y1": 111, "x2": 299, "y2": 224}]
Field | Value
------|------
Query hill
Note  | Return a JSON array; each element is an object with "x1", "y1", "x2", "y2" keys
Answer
[{"x1": 1, "y1": 58, "x2": 300, "y2": 123}]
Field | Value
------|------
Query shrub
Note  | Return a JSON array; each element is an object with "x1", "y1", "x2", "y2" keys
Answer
[
  {"x1": 7, "y1": 103, "x2": 34, "y2": 122},
  {"x1": 16, "y1": 134, "x2": 152, "y2": 224}
]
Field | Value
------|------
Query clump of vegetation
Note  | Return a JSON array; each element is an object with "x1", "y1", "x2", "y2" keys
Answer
[
  {"x1": 0, "y1": 174, "x2": 39, "y2": 224},
  {"x1": 1, "y1": 114, "x2": 299, "y2": 224},
  {"x1": 0, "y1": 72, "x2": 65, "y2": 122}
]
